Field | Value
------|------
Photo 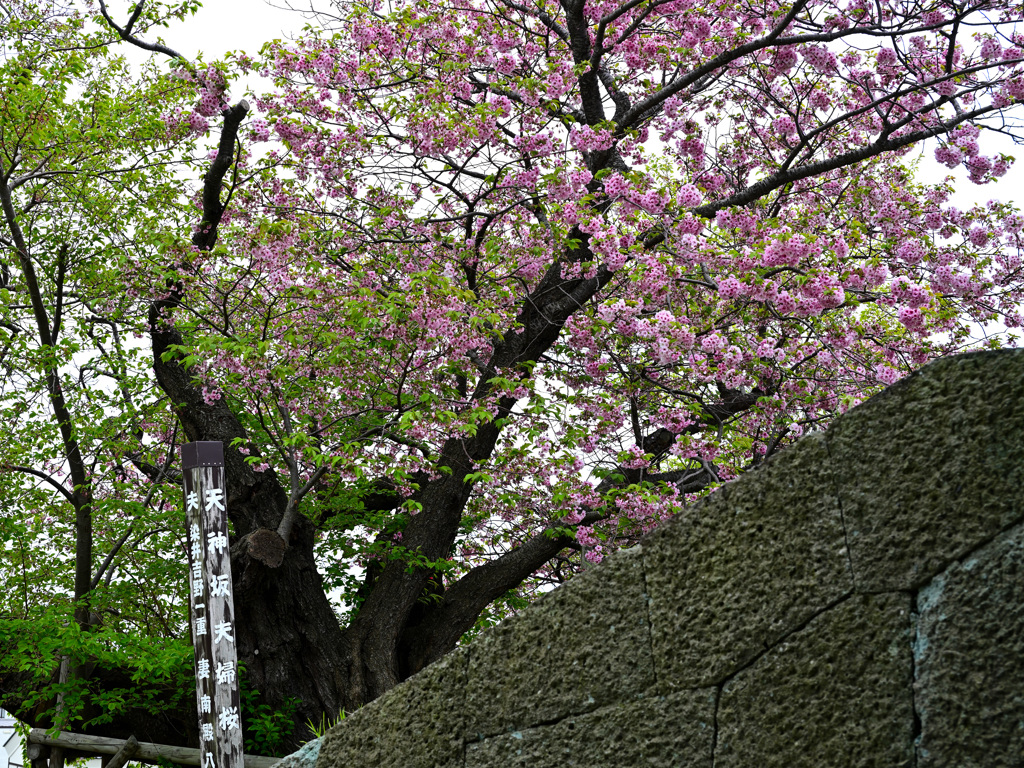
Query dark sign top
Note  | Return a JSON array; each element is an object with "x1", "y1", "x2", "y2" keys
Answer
[{"x1": 182, "y1": 441, "x2": 225, "y2": 469}]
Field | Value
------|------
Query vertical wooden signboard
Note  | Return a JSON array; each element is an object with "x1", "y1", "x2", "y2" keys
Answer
[{"x1": 182, "y1": 442, "x2": 244, "y2": 768}]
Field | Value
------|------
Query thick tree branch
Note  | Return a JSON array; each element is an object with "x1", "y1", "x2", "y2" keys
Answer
[
  {"x1": 126, "y1": 455, "x2": 183, "y2": 485},
  {"x1": 97, "y1": 0, "x2": 186, "y2": 60},
  {"x1": 195, "y1": 101, "x2": 250, "y2": 252},
  {"x1": 0, "y1": 464, "x2": 74, "y2": 504},
  {"x1": 276, "y1": 464, "x2": 331, "y2": 543},
  {"x1": 692, "y1": 105, "x2": 996, "y2": 218},
  {"x1": 399, "y1": 527, "x2": 575, "y2": 673}
]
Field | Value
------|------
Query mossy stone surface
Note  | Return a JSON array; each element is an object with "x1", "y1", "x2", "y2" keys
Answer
[
  {"x1": 715, "y1": 592, "x2": 915, "y2": 768},
  {"x1": 271, "y1": 737, "x2": 321, "y2": 768},
  {"x1": 914, "y1": 522, "x2": 1024, "y2": 768},
  {"x1": 464, "y1": 688, "x2": 715, "y2": 768},
  {"x1": 643, "y1": 433, "x2": 853, "y2": 689},
  {"x1": 463, "y1": 545, "x2": 654, "y2": 738},
  {"x1": 315, "y1": 647, "x2": 467, "y2": 768},
  {"x1": 827, "y1": 349, "x2": 1024, "y2": 592}
]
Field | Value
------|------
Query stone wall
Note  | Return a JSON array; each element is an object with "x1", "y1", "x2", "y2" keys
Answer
[{"x1": 314, "y1": 349, "x2": 1024, "y2": 768}]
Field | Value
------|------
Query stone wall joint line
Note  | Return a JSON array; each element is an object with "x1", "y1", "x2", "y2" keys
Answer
[
  {"x1": 909, "y1": 591, "x2": 922, "y2": 768},
  {"x1": 823, "y1": 432, "x2": 859, "y2": 591},
  {"x1": 709, "y1": 682, "x2": 722, "y2": 768},
  {"x1": 637, "y1": 546, "x2": 660, "y2": 691},
  {"x1": 711, "y1": 590, "x2": 854, "y2": 689}
]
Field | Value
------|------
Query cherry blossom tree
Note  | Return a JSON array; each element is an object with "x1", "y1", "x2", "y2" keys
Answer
[
  {"x1": 2, "y1": 0, "x2": 1024, "y2": 751},
  {"x1": 192, "y1": 0, "x2": 1024, "y2": 720}
]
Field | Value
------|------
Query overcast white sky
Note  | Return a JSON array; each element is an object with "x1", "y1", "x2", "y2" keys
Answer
[{"x1": 145, "y1": 0, "x2": 304, "y2": 60}]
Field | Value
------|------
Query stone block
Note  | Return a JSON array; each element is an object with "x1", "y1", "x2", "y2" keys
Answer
[
  {"x1": 716, "y1": 592, "x2": 915, "y2": 767},
  {"x1": 463, "y1": 545, "x2": 654, "y2": 738},
  {"x1": 643, "y1": 432, "x2": 853, "y2": 688},
  {"x1": 914, "y1": 522, "x2": 1024, "y2": 768},
  {"x1": 270, "y1": 737, "x2": 320, "y2": 768},
  {"x1": 827, "y1": 349, "x2": 1024, "y2": 591},
  {"x1": 464, "y1": 688, "x2": 715, "y2": 768},
  {"x1": 315, "y1": 647, "x2": 467, "y2": 768}
]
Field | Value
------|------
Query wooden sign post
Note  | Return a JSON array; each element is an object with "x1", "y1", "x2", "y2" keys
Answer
[{"x1": 182, "y1": 442, "x2": 244, "y2": 768}]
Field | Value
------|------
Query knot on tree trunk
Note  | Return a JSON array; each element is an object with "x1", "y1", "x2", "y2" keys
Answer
[{"x1": 242, "y1": 528, "x2": 287, "y2": 568}]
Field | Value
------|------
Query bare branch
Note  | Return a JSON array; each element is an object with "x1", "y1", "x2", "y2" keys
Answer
[
  {"x1": 97, "y1": 0, "x2": 186, "y2": 60},
  {"x1": 1, "y1": 464, "x2": 74, "y2": 504}
]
